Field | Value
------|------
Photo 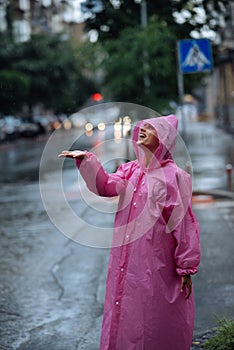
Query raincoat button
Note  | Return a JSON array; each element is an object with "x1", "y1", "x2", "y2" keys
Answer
[
  {"x1": 133, "y1": 202, "x2": 136, "y2": 207},
  {"x1": 115, "y1": 301, "x2": 119, "y2": 305},
  {"x1": 134, "y1": 188, "x2": 137, "y2": 192},
  {"x1": 142, "y1": 181, "x2": 145, "y2": 185},
  {"x1": 126, "y1": 235, "x2": 129, "y2": 239},
  {"x1": 120, "y1": 268, "x2": 124, "y2": 272}
]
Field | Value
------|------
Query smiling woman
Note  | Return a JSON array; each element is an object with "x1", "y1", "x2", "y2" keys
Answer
[
  {"x1": 58, "y1": 114, "x2": 200, "y2": 350},
  {"x1": 137, "y1": 122, "x2": 159, "y2": 159}
]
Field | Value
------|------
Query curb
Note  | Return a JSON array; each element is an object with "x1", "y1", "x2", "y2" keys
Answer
[
  {"x1": 191, "y1": 329, "x2": 217, "y2": 349},
  {"x1": 193, "y1": 189, "x2": 234, "y2": 201}
]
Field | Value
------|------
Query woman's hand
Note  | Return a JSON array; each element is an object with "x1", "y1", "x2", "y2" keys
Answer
[
  {"x1": 58, "y1": 150, "x2": 87, "y2": 159},
  {"x1": 180, "y1": 275, "x2": 192, "y2": 299}
]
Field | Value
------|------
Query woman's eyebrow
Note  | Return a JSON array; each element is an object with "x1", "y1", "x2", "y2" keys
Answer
[
  {"x1": 142, "y1": 123, "x2": 153, "y2": 128},
  {"x1": 146, "y1": 124, "x2": 155, "y2": 130}
]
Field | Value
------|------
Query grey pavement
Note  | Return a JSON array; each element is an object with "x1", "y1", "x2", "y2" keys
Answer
[
  {"x1": 186, "y1": 121, "x2": 234, "y2": 195},
  {"x1": 0, "y1": 120, "x2": 233, "y2": 350}
]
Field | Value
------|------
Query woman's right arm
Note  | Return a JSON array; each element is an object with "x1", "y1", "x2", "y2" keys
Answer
[{"x1": 58, "y1": 150, "x2": 126, "y2": 197}]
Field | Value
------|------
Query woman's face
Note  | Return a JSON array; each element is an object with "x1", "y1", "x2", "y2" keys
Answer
[{"x1": 137, "y1": 123, "x2": 159, "y2": 153}]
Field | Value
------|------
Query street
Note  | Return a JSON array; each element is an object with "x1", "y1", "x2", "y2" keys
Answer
[{"x1": 0, "y1": 121, "x2": 234, "y2": 350}]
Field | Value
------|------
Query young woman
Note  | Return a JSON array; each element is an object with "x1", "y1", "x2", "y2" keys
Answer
[{"x1": 59, "y1": 114, "x2": 200, "y2": 350}]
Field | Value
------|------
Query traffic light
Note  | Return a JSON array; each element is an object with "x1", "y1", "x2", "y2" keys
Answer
[{"x1": 91, "y1": 92, "x2": 103, "y2": 102}]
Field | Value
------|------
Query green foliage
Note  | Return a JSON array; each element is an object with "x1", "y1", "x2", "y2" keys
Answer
[
  {"x1": 0, "y1": 33, "x2": 97, "y2": 115},
  {"x1": 80, "y1": 0, "x2": 228, "y2": 112},
  {"x1": 0, "y1": 70, "x2": 30, "y2": 114},
  {"x1": 13, "y1": 34, "x2": 94, "y2": 114},
  {"x1": 84, "y1": 0, "x2": 229, "y2": 43},
  {"x1": 96, "y1": 16, "x2": 178, "y2": 112},
  {"x1": 203, "y1": 316, "x2": 234, "y2": 350},
  {"x1": 0, "y1": 0, "x2": 229, "y2": 115}
]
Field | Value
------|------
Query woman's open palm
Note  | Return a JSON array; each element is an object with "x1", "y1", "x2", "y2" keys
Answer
[{"x1": 58, "y1": 150, "x2": 87, "y2": 159}]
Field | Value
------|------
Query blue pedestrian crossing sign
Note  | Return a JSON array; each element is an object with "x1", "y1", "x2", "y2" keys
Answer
[{"x1": 178, "y1": 39, "x2": 213, "y2": 74}]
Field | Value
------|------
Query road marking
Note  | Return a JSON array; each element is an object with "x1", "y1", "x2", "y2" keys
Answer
[
  {"x1": 193, "y1": 199, "x2": 234, "y2": 210},
  {"x1": 192, "y1": 195, "x2": 214, "y2": 204}
]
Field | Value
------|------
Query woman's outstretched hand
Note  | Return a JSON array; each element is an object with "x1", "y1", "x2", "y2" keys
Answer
[{"x1": 58, "y1": 150, "x2": 87, "y2": 159}]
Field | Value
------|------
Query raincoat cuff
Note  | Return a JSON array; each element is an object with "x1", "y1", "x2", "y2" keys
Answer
[
  {"x1": 176, "y1": 267, "x2": 198, "y2": 276},
  {"x1": 74, "y1": 151, "x2": 93, "y2": 168}
]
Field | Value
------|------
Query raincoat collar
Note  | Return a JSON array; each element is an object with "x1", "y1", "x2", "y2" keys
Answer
[{"x1": 132, "y1": 115, "x2": 178, "y2": 171}]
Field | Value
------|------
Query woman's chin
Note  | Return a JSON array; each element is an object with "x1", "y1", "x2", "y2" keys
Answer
[{"x1": 137, "y1": 139, "x2": 145, "y2": 146}]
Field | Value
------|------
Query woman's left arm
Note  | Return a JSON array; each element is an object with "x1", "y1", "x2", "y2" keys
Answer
[
  {"x1": 172, "y1": 206, "x2": 200, "y2": 300},
  {"x1": 173, "y1": 205, "x2": 201, "y2": 277}
]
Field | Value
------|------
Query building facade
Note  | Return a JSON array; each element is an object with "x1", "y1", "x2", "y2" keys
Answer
[
  {"x1": 214, "y1": 1, "x2": 234, "y2": 132},
  {"x1": 0, "y1": 0, "x2": 84, "y2": 42}
]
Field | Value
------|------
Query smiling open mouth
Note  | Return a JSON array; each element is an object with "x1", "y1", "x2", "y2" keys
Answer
[{"x1": 139, "y1": 132, "x2": 146, "y2": 139}]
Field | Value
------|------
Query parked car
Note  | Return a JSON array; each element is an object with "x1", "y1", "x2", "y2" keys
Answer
[
  {"x1": 0, "y1": 119, "x2": 6, "y2": 142},
  {"x1": 1, "y1": 116, "x2": 21, "y2": 140},
  {"x1": 19, "y1": 121, "x2": 41, "y2": 138},
  {"x1": 69, "y1": 112, "x2": 87, "y2": 129},
  {"x1": 32, "y1": 115, "x2": 61, "y2": 133}
]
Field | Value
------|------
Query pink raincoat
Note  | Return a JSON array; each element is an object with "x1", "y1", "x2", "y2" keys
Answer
[{"x1": 75, "y1": 115, "x2": 200, "y2": 350}]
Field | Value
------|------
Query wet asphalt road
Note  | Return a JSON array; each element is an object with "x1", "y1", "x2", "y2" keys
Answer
[
  {"x1": 0, "y1": 123, "x2": 234, "y2": 350},
  {"x1": 0, "y1": 130, "x2": 110, "y2": 350}
]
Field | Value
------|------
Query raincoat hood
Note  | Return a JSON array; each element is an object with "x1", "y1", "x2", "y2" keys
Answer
[{"x1": 132, "y1": 115, "x2": 178, "y2": 169}]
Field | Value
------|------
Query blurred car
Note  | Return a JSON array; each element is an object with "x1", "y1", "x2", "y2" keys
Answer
[
  {"x1": 19, "y1": 121, "x2": 41, "y2": 138},
  {"x1": 33, "y1": 115, "x2": 62, "y2": 133},
  {"x1": 0, "y1": 119, "x2": 6, "y2": 142},
  {"x1": 1, "y1": 116, "x2": 21, "y2": 140},
  {"x1": 69, "y1": 112, "x2": 87, "y2": 129}
]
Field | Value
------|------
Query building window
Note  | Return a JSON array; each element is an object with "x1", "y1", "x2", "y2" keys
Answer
[
  {"x1": 19, "y1": 0, "x2": 30, "y2": 11},
  {"x1": 13, "y1": 19, "x2": 31, "y2": 42}
]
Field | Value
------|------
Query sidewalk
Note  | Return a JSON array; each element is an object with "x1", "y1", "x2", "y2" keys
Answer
[
  {"x1": 185, "y1": 121, "x2": 233, "y2": 196},
  {"x1": 184, "y1": 121, "x2": 234, "y2": 348}
]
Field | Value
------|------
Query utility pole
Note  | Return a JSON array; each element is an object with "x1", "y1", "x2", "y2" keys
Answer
[
  {"x1": 140, "y1": 0, "x2": 147, "y2": 28},
  {"x1": 141, "y1": 0, "x2": 150, "y2": 90},
  {"x1": 135, "y1": 0, "x2": 150, "y2": 91},
  {"x1": 176, "y1": 46, "x2": 186, "y2": 140}
]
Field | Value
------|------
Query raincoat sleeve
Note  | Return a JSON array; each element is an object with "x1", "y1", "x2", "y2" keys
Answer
[
  {"x1": 171, "y1": 170, "x2": 201, "y2": 276},
  {"x1": 173, "y1": 206, "x2": 200, "y2": 276},
  {"x1": 75, "y1": 152, "x2": 126, "y2": 197}
]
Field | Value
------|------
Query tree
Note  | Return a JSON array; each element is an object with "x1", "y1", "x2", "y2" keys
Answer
[
  {"x1": 97, "y1": 16, "x2": 178, "y2": 111},
  {"x1": 13, "y1": 34, "x2": 96, "y2": 114},
  {"x1": 83, "y1": 0, "x2": 229, "y2": 43},
  {"x1": 79, "y1": 14, "x2": 206, "y2": 112},
  {"x1": 80, "y1": 0, "x2": 229, "y2": 112},
  {"x1": 0, "y1": 70, "x2": 30, "y2": 115},
  {"x1": 0, "y1": 33, "x2": 98, "y2": 116}
]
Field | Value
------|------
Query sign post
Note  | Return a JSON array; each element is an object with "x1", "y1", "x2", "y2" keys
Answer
[{"x1": 177, "y1": 38, "x2": 213, "y2": 140}]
